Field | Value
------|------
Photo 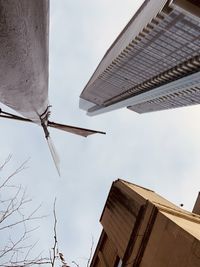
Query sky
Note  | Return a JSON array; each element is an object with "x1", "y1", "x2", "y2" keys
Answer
[{"x1": 0, "y1": 0, "x2": 200, "y2": 266}]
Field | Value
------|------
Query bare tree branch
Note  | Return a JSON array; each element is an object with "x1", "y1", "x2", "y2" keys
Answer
[
  {"x1": 72, "y1": 261, "x2": 80, "y2": 267},
  {"x1": 0, "y1": 157, "x2": 93, "y2": 267},
  {"x1": 50, "y1": 198, "x2": 58, "y2": 267},
  {"x1": 0, "y1": 155, "x2": 12, "y2": 172},
  {"x1": 87, "y1": 236, "x2": 94, "y2": 267},
  {"x1": 0, "y1": 157, "x2": 50, "y2": 267},
  {"x1": 49, "y1": 199, "x2": 71, "y2": 267},
  {"x1": 0, "y1": 158, "x2": 29, "y2": 189}
]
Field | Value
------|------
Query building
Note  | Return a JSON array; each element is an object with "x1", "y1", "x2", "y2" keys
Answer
[
  {"x1": 90, "y1": 179, "x2": 200, "y2": 266},
  {"x1": 80, "y1": 0, "x2": 200, "y2": 116}
]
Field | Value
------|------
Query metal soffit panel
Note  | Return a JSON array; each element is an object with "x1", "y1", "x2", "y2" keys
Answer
[
  {"x1": 95, "y1": 8, "x2": 199, "y2": 105},
  {"x1": 87, "y1": 71, "x2": 200, "y2": 116},
  {"x1": 80, "y1": 0, "x2": 169, "y2": 101},
  {"x1": 128, "y1": 85, "x2": 200, "y2": 113}
]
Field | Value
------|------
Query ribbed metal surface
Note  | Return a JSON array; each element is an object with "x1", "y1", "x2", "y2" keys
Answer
[
  {"x1": 101, "y1": 236, "x2": 117, "y2": 266},
  {"x1": 101, "y1": 8, "x2": 199, "y2": 105},
  {"x1": 90, "y1": 231, "x2": 118, "y2": 267},
  {"x1": 129, "y1": 85, "x2": 200, "y2": 113},
  {"x1": 101, "y1": 185, "x2": 140, "y2": 259},
  {"x1": 80, "y1": 0, "x2": 200, "y2": 115}
]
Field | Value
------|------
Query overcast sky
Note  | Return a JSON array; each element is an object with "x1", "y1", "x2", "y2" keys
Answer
[{"x1": 1, "y1": 0, "x2": 200, "y2": 266}]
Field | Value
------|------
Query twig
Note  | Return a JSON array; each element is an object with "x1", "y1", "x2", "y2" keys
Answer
[
  {"x1": 87, "y1": 236, "x2": 94, "y2": 267},
  {"x1": 0, "y1": 158, "x2": 49, "y2": 267},
  {"x1": 72, "y1": 261, "x2": 79, "y2": 267},
  {"x1": 50, "y1": 198, "x2": 58, "y2": 267}
]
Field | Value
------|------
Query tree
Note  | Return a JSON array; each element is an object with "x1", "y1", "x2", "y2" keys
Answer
[
  {"x1": 0, "y1": 156, "x2": 49, "y2": 267},
  {"x1": 0, "y1": 156, "x2": 93, "y2": 267}
]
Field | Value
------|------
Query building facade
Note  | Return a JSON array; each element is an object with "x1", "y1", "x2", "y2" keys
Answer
[
  {"x1": 80, "y1": 0, "x2": 200, "y2": 116},
  {"x1": 90, "y1": 179, "x2": 200, "y2": 266}
]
